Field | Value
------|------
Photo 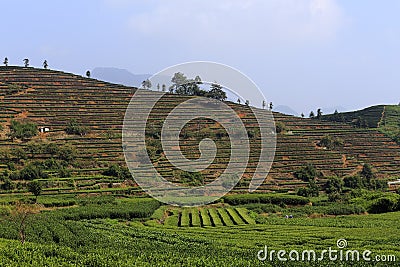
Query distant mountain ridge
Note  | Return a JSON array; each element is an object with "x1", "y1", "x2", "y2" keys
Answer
[{"x1": 92, "y1": 67, "x2": 151, "y2": 87}]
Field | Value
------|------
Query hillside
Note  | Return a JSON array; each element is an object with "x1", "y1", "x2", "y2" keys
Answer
[
  {"x1": 322, "y1": 105, "x2": 400, "y2": 143},
  {"x1": 1, "y1": 66, "x2": 400, "y2": 197}
]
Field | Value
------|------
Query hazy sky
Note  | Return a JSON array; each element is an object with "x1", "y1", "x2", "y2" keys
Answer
[{"x1": 1, "y1": 0, "x2": 399, "y2": 114}]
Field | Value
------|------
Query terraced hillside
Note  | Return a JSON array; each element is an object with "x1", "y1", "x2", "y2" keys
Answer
[
  {"x1": 0, "y1": 66, "x2": 400, "y2": 197},
  {"x1": 322, "y1": 105, "x2": 385, "y2": 127},
  {"x1": 322, "y1": 105, "x2": 400, "y2": 144}
]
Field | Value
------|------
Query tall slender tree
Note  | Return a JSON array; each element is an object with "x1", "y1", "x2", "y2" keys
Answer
[
  {"x1": 43, "y1": 60, "x2": 48, "y2": 69},
  {"x1": 23, "y1": 58, "x2": 29, "y2": 67},
  {"x1": 3, "y1": 57, "x2": 8, "y2": 66},
  {"x1": 316, "y1": 108, "x2": 323, "y2": 119}
]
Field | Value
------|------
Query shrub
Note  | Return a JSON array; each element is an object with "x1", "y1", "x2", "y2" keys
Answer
[
  {"x1": 368, "y1": 195, "x2": 400, "y2": 214},
  {"x1": 344, "y1": 175, "x2": 364, "y2": 189},
  {"x1": 318, "y1": 135, "x2": 344, "y2": 150},
  {"x1": 28, "y1": 181, "x2": 42, "y2": 202},
  {"x1": 326, "y1": 177, "x2": 343, "y2": 192},
  {"x1": 19, "y1": 164, "x2": 48, "y2": 180},
  {"x1": 1, "y1": 178, "x2": 15, "y2": 191},
  {"x1": 102, "y1": 164, "x2": 131, "y2": 180},
  {"x1": 223, "y1": 193, "x2": 309, "y2": 206},
  {"x1": 8, "y1": 120, "x2": 38, "y2": 141},
  {"x1": 65, "y1": 119, "x2": 90, "y2": 136},
  {"x1": 294, "y1": 164, "x2": 318, "y2": 182},
  {"x1": 59, "y1": 199, "x2": 160, "y2": 220},
  {"x1": 275, "y1": 122, "x2": 288, "y2": 134},
  {"x1": 242, "y1": 203, "x2": 283, "y2": 214},
  {"x1": 174, "y1": 170, "x2": 204, "y2": 186},
  {"x1": 56, "y1": 144, "x2": 77, "y2": 163},
  {"x1": 361, "y1": 164, "x2": 374, "y2": 180}
]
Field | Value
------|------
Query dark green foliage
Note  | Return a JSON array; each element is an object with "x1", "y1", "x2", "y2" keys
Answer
[
  {"x1": 361, "y1": 164, "x2": 374, "y2": 180},
  {"x1": 275, "y1": 121, "x2": 288, "y2": 134},
  {"x1": 343, "y1": 164, "x2": 387, "y2": 192},
  {"x1": 0, "y1": 177, "x2": 14, "y2": 191},
  {"x1": 176, "y1": 171, "x2": 204, "y2": 186},
  {"x1": 243, "y1": 204, "x2": 283, "y2": 214},
  {"x1": 170, "y1": 72, "x2": 228, "y2": 101},
  {"x1": 102, "y1": 164, "x2": 131, "y2": 180},
  {"x1": 396, "y1": 187, "x2": 400, "y2": 195},
  {"x1": 28, "y1": 181, "x2": 42, "y2": 202},
  {"x1": 325, "y1": 177, "x2": 343, "y2": 194},
  {"x1": 294, "y1": 163, "x2": 318, "y2": 182},
  {"x1": 316, "y1": 108, "x2": 323, "y2": 119},
  {"x1": 344, "y1": 175, "x2": 364, "y2": 189},
  {"x1": 8, "y1": 120, "x2": 38, "y2": 141},
  {"x1": 368, "y1": 195, "x2": 400, "y2": 214},
  {"x1": 297, "y1": 183, "x2": 319, "y2": 197},
  {"x1": 56, "y1": 144, "x2": 77, "y2": 163},
  {"x1": 321, "y1": 105, "x2": 384, "y2": 127},
  {"x1": 223, "y1": 193, "x2": 310, "y2": 206},
  {"x1": 11, "y1": 147, "x2": 27, "y2": 161},
  {"x1": 206, "y1": 83, "x2": 227, "y2": 101},
  {"x1": 318, "y1": 135, "x2": 344, "y2": 149},
  {"x1": 18, "y1": 164, "x2": 48, "y2": 180},
  {"x1": 56, "y1": 199, "x2": 160, "y2": 220},
  {"x1": 65, "y1": 119, "x2": 89, "y2": 136}
]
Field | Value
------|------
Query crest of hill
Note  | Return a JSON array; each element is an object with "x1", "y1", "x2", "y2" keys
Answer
[
  {"x1": 1, "y1": 66, "x2": 400, "y2": 195},
  {"x1": 322, "y1": 105, "x2": 400, "y2": 143}
]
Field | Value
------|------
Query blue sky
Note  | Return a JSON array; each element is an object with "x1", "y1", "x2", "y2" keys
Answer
[{"x1": 1, "y1": 0, "x2": 399, "y2": 114}]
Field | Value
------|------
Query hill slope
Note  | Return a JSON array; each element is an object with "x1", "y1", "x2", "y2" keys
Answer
[
  {"x1": 322, "y1": 105, "x2": 400, "y2": 143},
  {"x1": 0, "y1": 67, "x2": 400, "y2": 197}
]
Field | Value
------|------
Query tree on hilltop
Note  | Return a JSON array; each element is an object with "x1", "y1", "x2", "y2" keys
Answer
[
  {"x1": 141, "y1": 79, "x2": 152, "y2": 89},
  {"x1": 169, "y1": 72, "x2": 187, "y2": 93},
  {"x1": 316, "y1": 108, "x2": 323, "y2": 119},
  {"x1": 43, "y1": 60, "x2": 48, "y2": 69},
  {"x1": 207, "y1": 82, "x2": 227, "y2": 101},
  {"x1": 23, "y1": 59, "x2": 29, "y2": 67},
  {"x1": 3, "y1": 57, "x2": 8, "y2": 66},
  {"x1": 86, "y1": 70, "x2": 91, "y2": 78}
]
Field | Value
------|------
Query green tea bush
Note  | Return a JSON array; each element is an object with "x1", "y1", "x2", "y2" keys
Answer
[{"x1": 223, "y1": 193, "x2": 310, "y2": 206}]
